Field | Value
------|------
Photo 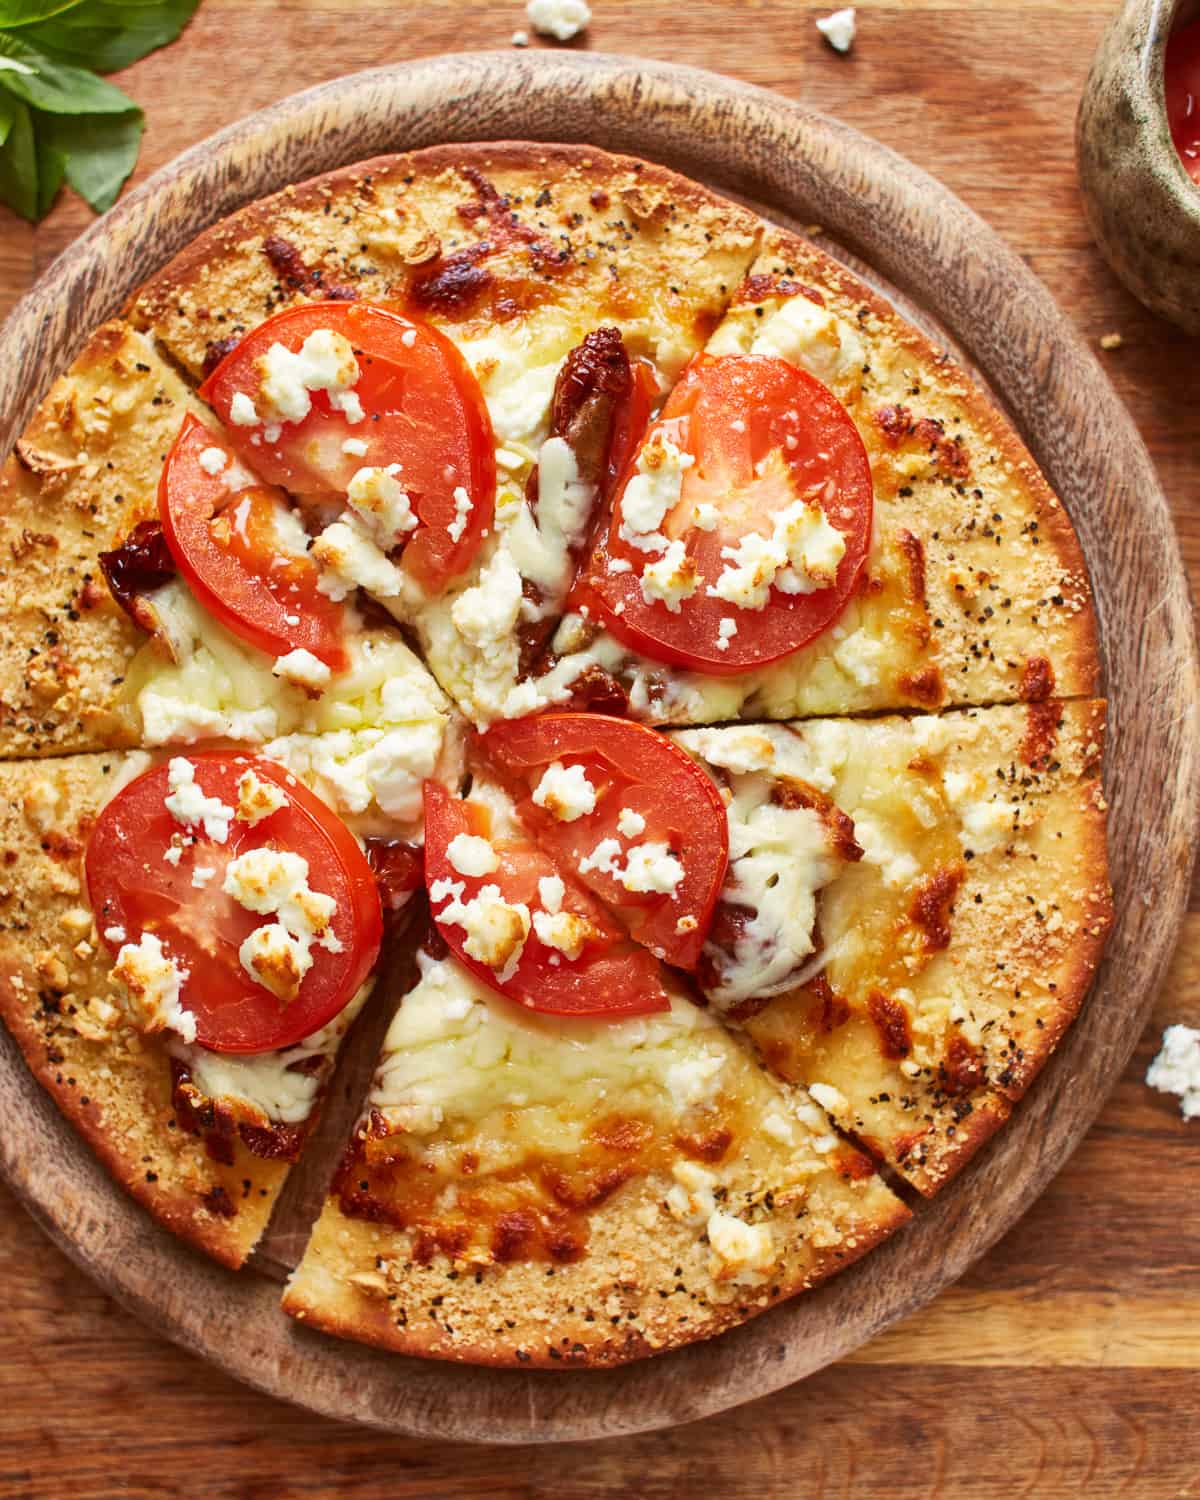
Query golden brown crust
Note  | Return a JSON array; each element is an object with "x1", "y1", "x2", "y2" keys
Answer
[
  {"x1": 127, "y1": 142, "x2": 763, "y2": 384},
  {"x1": 696, "y1": 701, "x2": 1112, "y2": 1196},
  {"x1": 284, "y1": 1139, "x2": 909, "y2": 1368},
  {"x1": 0, "y1": 323, "x2": 206, "y2": 758},
  {"x1": 0, "y1": 751, "x2": 292, "y2": 1266},
  {"x1": 745, "y1": 228, "x2": 1101, "y2": 708}
]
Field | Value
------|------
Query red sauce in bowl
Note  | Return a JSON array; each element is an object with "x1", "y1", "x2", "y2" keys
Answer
[{"x1": 1166, "y1": 20, "x2": 1200, "y2": 184}]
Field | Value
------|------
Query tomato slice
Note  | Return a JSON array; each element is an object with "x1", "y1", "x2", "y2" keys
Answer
[
  {"x1": 424, "y1": 780, "x2": 669, "y2": 1017},
  {"x1": 1167, "y1": 21, "x2": 1200, "y2": 184},
  {"x1": 481, "y1": 713, "x2": 728, "y2": 970},
  {"x1": 200, "y1": 301, "x2": 496, "y2": 592},
  {"x1": 575, "y1": 354, "x2": 873, "y2": 674},
  {"x1": 88, "y1": 754, "x2": 382, "y2": 1054},
  {"x1": 159, "y1": 414, "x2": 348, "y2": 671}
]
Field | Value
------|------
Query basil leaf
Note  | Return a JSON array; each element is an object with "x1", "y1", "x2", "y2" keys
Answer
[
  {"x1": 21, "y1": 0, "x2": 200, "y2": 74},
  {"x1": 0, "y1": 0, "x2": 81, "y2": 27},
  {"x1": 0, "y1": 87, "x2": 15, "y2": 148},
  {"x1": 0, "y1": 94, "x2": 37, "y2": 220},
  {"x1": 0, "y1": 32, "x2": 137, "y2": 112},
  {"x1": 36, "y1": 103, "x2": 141, "y2": 211},
  {"x1": 33, "y1": 113, "x2": 65, "y2": 215}
]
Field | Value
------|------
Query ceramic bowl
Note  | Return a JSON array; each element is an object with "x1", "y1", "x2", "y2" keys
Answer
[{"x1": 1077, "y1": 0, "x2": 1200, "y2": 332}]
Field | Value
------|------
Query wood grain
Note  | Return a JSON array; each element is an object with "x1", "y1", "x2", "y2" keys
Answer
[{"x1": 0, "y1": 2, "x2": 1197, "y2": 1493}]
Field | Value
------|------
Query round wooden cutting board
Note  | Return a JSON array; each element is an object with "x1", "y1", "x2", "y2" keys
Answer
[{"x1": 0, "y1": 54, "x2": 1196, "y2": 1445}]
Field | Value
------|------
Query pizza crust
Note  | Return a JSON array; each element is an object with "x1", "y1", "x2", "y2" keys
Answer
[
  {"x1": 0, "y1": 750, "x2": 340, "y2": 1266},
  {"x1": 126, "y1": 142, "x2": 763, "y2": 386},
  {"x1": 0, "y1": 323, "x2": 208, "y2": 758},
  {"x1": 283, "y1": 1163, "x2": 908, "y2": 1368},
  {"x1": 673, "y1": 701, "x2": 1112, "y2": 1195}
]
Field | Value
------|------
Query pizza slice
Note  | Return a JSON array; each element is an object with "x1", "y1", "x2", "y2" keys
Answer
[
  {"x1": 525, "y1": 226, "x2": 1099, "y2": 727},
  {"x1": 0, "y1": 741, "x2": 452, "y2": 1266},
  {"x1": 670, "y1": 700, "x2": 1112, "y2": 1192},
  {"x1": 123, "y1": 145, "x2": 764, "y2": 727},
  {"x1": 0, "y1": 322, "x2": 208, "y2": 757},
  {"x1": 282, "y1": 946, "x2": 908, "y2": 1365}
]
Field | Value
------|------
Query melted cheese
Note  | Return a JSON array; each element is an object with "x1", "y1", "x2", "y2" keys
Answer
[
  {"x1": 128, "y1": 581, "x2": 453, "y2": 833},
  {"x1": 167, "y1": 982, "x2": 370, "y2": 1125},
  {"x1": 672, "y1": 726, "x2": 850, "y2": 1005}
]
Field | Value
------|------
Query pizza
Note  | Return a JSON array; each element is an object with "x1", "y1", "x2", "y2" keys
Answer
[{"x1": 0, "y1": 143, "x2": 1111, "y2": 1357}]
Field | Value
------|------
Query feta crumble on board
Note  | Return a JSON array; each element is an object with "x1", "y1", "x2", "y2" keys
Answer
[
  {"x1": 816, "y1": 7, "x2": 856, "y2": 53},
  {"x1": 1146, "y1": 1024, "x2": 1200, "y2": 1119},
  {"x1": 526, "y1": 0, "x2": 590, "y2": 42},
  {"x1": 198, "y1": 446, "x2": 227, "y2": 475}
]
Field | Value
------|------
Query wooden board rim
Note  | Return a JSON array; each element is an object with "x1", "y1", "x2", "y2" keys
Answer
[{"x1": 0, "y1": 51, "x2": 1196, "y2": 1444}]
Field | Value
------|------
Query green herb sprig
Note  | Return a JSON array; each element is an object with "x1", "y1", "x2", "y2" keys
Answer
[{"x1": 0, "y1": 0, "x2": 199, "y2": 221}]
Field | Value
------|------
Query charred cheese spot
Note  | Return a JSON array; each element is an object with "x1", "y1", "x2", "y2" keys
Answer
[
  {"x1": 867, "y1": 990, "x2": 913, "y2": 1061},
  {"x1": 1021, "y1": 700, "x2": 1064, "y2": 769},
  {"x1": 1019, "y1": 654, "x2": 1057, "y2": 703},
  {"x1": 907, "y1": 864, "x2": 965, "y2": 953}
]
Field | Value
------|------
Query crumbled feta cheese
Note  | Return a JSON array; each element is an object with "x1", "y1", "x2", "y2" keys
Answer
[
  {"x1": 532, "y1": 760, "x2": 598, "y2": 821},
  {"x1": 191, "y1": 865, "x2": 216, "y2": 890},
  {"x1": 164, "y1": 757, "x2": 235, "y2": 843},
  {"x1": 640, "y1": 538, "x2": 698, "y2": 612},
  {"x1": 238, "y1": 921, "x2": 312, "y2": 1003},
  {"x1": 103, "y1": 925, "x2": 127, "y2": 945},
  {"x1": 272, "y1": 648, "x2": 333, "y2": 692},
  {"x1": 1146, "y1": 1025, "x2": 1200, "y2": 1119},
  {"x1": 223, "y1": 847, "x2": 338, "y2": 946},
  {"x1": 229, "y1": 391, "x2": 259, "y2": 427},
  {"x1": 198, "y1": 446, "x2": 227, "y2": 476},
  {"x1": 665, "y1": 1160, "x2": 718, "y2": 1223},
  {"x1": 446, "y1": 833, "x2": 500, "y2": 878},
  {"x1": 716, "y1": 616, "x2": 738, "y2": 652},
  {"x1": 447, "y1": 485, "x2": 473, "y2": 544},
  {"x1": 693, "y1": 502, "x2": 719, "y2": 531},
  {"x1": 816, "y1": 6, "x2": 856, "y2": 52},
  {"x1": 347, "y1": 465, "x2": 418, "y2": 544},
  {"x1": 706, "y1": 1210, "x2": 775, "y2": 1283},
  {"x1": 451, "y1": 547, "x2": 524, "y2": 648},
  {"x1": 808, "y1": 1081, "x2": 848, "y2": 1113},
  {"x1": 607, "y1": 556, "x2": 632, "y2": 574},
  {"x1": 341, "y1": 437, "x2": 369, "y2": 458},
  {"x1": 538, "y1": 874, "x2": 565, "y2": 913},
  {"x1": 616, "y1": 807, "x2": 646, "y2": 839},
  {"x1": 708, "y1": 494, "x2": 845, "y2": 610},
  {"x1": 236, "y1": 769, "x2": 286, "y2": 826},
  {"x1": 434, "y1": 882, "x2": 530, "y2": 976},
  {"x1": 526, "y1": 0, "x2": 590, "y2": 43},
  {"x1": 256, "y1": 328, "x2": 360, "y2": 426},
  {"x1": 531, "y1": 907, "x2": 594, "y2": 960},
  {"x1": 511, "y1": 27, "x2": 529, "y2": 45},
  {"x1": 621, "y1": 842, "x2": 684, "y2": 894},
  {"x1": 111, "y1": 932, "x2": 195, "y2": 1043},
  {"x1": 665, "y1": 1048, "x2": 726, "y2": 1107},
  {"x1": 618, "y1": 430, "x2": 694, "y2": 553},
  {"x1": 312, "y1": 515, "x2": 406, "y2": 601},
  {"x1": 580, "y1": 835, "x2": 683, "y2": 895}
]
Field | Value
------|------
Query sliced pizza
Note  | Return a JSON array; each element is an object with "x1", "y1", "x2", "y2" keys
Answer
[
  {"x1": 670, "y1": 700, "x2": 1112, "y2": 1193},
  {"x1": 123, "y1": 144, "x2": 764, "y2": 726},
  {"x1": 0, "y1": 745, "x2": 440, "y2": 1265},
  {"x1": 282, "y1": 935, "x2": 909, "y2": 1366},
  {"x1": 525, "y1": 226, "x2": 1099, "y2": 727}
]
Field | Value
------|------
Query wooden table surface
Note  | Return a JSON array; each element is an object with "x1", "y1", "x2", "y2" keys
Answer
[{"x1": 1, "y1": 2, "x2": 1197, "y2": 1494}]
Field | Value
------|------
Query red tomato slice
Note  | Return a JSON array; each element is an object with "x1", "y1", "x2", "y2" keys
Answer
[
  {"x1": 575, "y1": 354, "x2": 873, "y2": 674},
  {"x1": 1167, "y1": 21, "x2": 1200, "y2": 184},
  {"x1": 88, "y1": 754, "x2": 382, "y2": 1054},
  {"x1": 481, "y1": 713, "x2": 728, "y2": 970},
  {"x1": 200, "y1": 301, "x2": 496, "y2": 591},
  {"x1": 159, "y1": 414, "x2": 348, "y2": 671},
  {"x1": 423, "y1": 780, "x2": 669, "y2": 1018}
]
